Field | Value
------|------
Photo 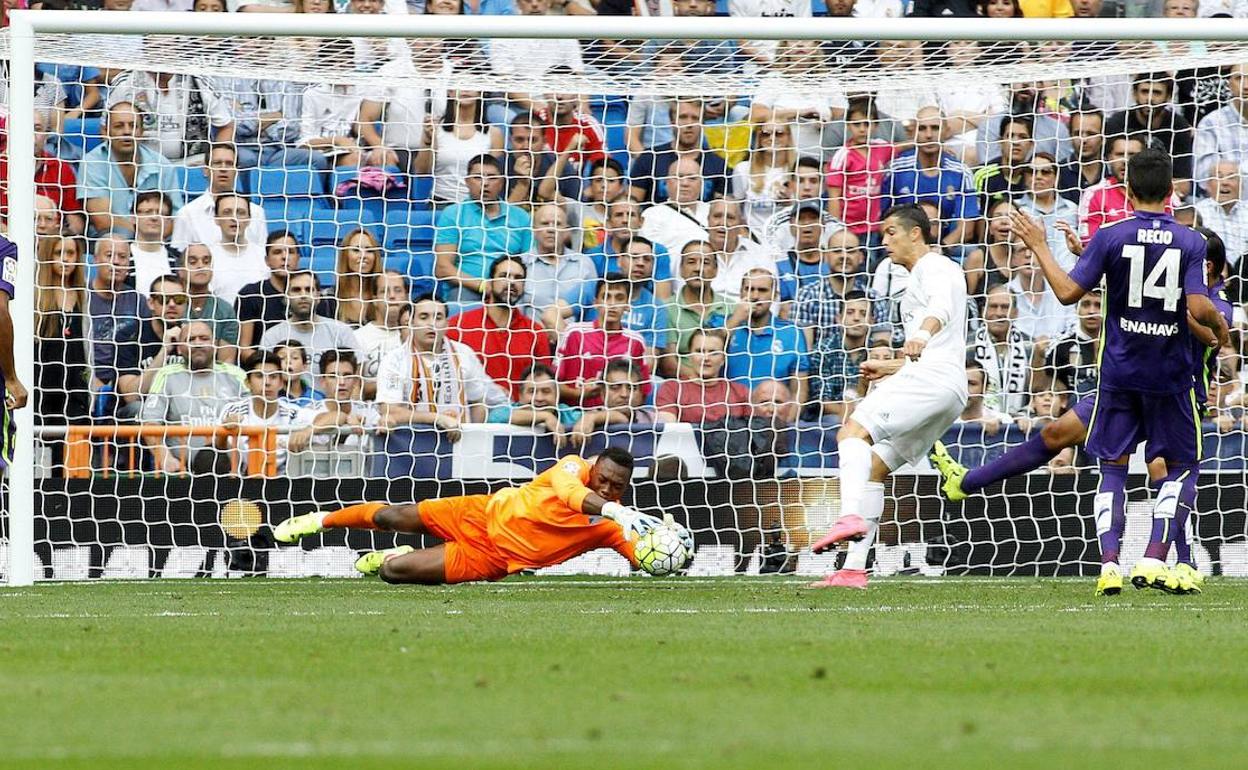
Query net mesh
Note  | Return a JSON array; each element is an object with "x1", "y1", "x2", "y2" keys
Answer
[{"x1": 3, "y1": 22, "x2": 1248, "y2": 581}]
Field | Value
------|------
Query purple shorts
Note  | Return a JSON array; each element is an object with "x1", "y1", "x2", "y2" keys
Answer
[{"x1": 1083, "y1": 386, "x2": 1203, "y2": 464}]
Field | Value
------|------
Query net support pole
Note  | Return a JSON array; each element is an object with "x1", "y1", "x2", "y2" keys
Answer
[{"x1": 6, "y1": 13, "x2": 38, "y2": 587}]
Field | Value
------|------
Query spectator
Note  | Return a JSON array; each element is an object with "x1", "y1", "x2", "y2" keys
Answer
[
  {"x1": 1008, "y1": 244, "x2": 1073, "y2": 340},
  {"x1": 237, "y1": 231, "x2": 313, "y2": 352},
  {"x1": 657, "y1": 327, "x2": 752, "y2": 424},
  {"x1": 231, "y1": 0, "x2": 295, "y2": 10},
  {"x1": 217, "y1": 350, "x2": 307, "y2": 475},
  {"x1": 355, "y1": 270, "x2": 410, "y2": 385},
  {"x1": 140, "y1": 320, "x2": 247, "y2": 474},
  {"x1": 221, "y1": 73, "x2": 328, "y2": 171},
  {"x1": 35, "y1": 234, "x2": 92, "y2": 439},
  {"x1": 356, "y1": 40, "x2": 450, "y2": 176},
  {"x1": 911, "y1": 0, "x2": 976, "y2": 14},
  {"x1": 328, "y1": 228, "x2": 383, "y2": 328},
  {"x1": 130, "y1": 191, "x2": 176, "y2": 299},
  {"x1": 1017, "y1": 152, "x2": 1079, "y2": 269},
  {"x1": 1208, "y1": 343, "x2": 1246, "y2": 433},
  {"x1": 974, "y1": 114, "x2": 1035, "y2": 207},
  {"x1": 107, "y1": 71, "x2": 235, "y2": 165},
  {"x1": 706, "y1": 198, "x2": 784, "y2": 303},
  {"x1": 1015, "y1": 385, "x2": 1070, "y2": 437},
  {"x1": 1076, "y1": 134, "x2": 1147, "y2": 243},
  {"x1": 571, "y1": 158, "x2": 625, "y2": 250},
  {"x1": 488, "y1": 0, "x2": 584, "y2": 124},
  {"x1": 446, "y1": 255, "x2": 553, "y2": 399},
  {"x1": 732, "y1": 122, "x2": 797, "y2": 235},
  {"x1": 936, "y1": 41, "x2": 1008, "y2": 165},
  {"x1": 87, "y1": 234, "x2": 144, "y2": 412},
  {"x1": 1058, "y1": 110, "x2": 1107, "y2": 204},
  {"x1": 34, "y1": 195, "x2": 63, "y2": 239},
  {"x1": 520, "y1": 203, "x2": 598, "y2": 328},
  {"x1": 630, "y1": 96, "x2": 730, "y2": 203},
  {"x1": 612, "y1": 236, "x2": 669, "y2": 373},
  {"x1": 956, "y1": 359, "x2": 1013, "y2": 437},
  {"x1": 1105, "y1": 72, "x2": 1194, "y2": 193},
  {"x1": 970, "y1": 198, "x2": 1023, "y2": 293},
  {"x1": 638, "y1": 156, "x2": 711, "y2": 258},
  {"x1": 540, "y1": 86, "x2": 607, "y2": 170},
  {"x1": 975, "y1": 82, "x2": 1072, "y2": 164},
  {"x1": 297, "y1": 82, "x2": 366, "y2": 167},
  {"x1": 588, "y1": 196, "x2": 673, "y2": 297},
  {"x1": 415, "y1": 89, "x2": 503, "y2": 204},
  {"x1": 555, "y1": 274, "x2": 651, "y2": 407},
  {"x1": 79, "y1": 101, "x2": 184, "y2": 237},
  {"x1": 662, "y1": 240, "x2": 740, "y2": 376},
  {"x1": 624, "y1": 94, "x2": 674, "y2": 157},
  {"x1": 826, "y1": 96, "x2": 895, "y2": 242},
  {"x1": 170, "y1": 143, "x2": 267, "y2": 251},
  {"x1": 971, "y1": 285, "x2": 1032, "y2": 417},
  {"x1": 1016, "y1": 0, "x2": 1072, "y2": 15},
  {"x1": 260, "y1": 271, "x2": 363, "y2": 373},
  {"x1": 759, "y1": 157, "x2": 840, "y2": 255},
  {"x1": 434, "y1": 153, "x2": 532, "y2": 311},
  {"x1": 1039, "y1": 288, "x2": 1102, "y2": 402},
  {"x1": 0, "y1": 109, "x2": 83, "y2": 233},
  {"x1": 273, "y1": 339, "x2": 324, "y2": 407},
  {"x1": 376, "y1": 294, "x2": 509, "y2": 436},
  {"x1": 873, "y1": 41, "x2": 939, "y2": 129},
  {"x1": 206, "y1": 193, "x2": 270, "y2": 306},
  {"x1": 503, "y1": 111, "x2": 570, "y2": 208},
  {"x1": 1195, "y1": 160, "x2": 1248, "y2": 270},
  {"x1": 880, "y1": 106, "x2": 980, "y2": 254},
  {"x1": 808, "y1": 289, "x2": 871, "y2": 419},
  {"x1": 730, "y1": 0, "x2": 813, "y2": 72},
  {"x1": 652, "y1": 0, "x2": 741, "y2": 76},
  {"x1": 569, "y1": 358, "x2": 663, "y2": 446},
  {"x1": 180, "y1": 244, "x2": 241, "y2": 363},
  {"x1": 750, "y1": 378, "x2": 800, "y2": 427},
  {"x1": 749, "y1": 39, "x2": 844, "y2": 158},
  {"x1": 775, "y1": 203, "x2": 833, "y2": 301},
  {"x1": 487, "y1": 362, "x2": 580, "y2": 441},
  {"x1": 1193, "y1": 63, "x2": 1248, "y2": 182},
  {"x1": 725, "y1": 268, "x2": 809, "y2": 402},
  {"x1": 795, "y1": 230, "x2": 889, "y2": 349},
  {"x1": 294, "y1": 348, "x2": 382, "y2": 452}
]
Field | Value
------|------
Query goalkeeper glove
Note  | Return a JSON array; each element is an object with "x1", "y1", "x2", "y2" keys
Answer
[
  {"x1": 663, "y1": 513, "x2": 695, "y2": 553},
  {"x1": 601, "y1": 502, "x2": 661, "y2": 540}
]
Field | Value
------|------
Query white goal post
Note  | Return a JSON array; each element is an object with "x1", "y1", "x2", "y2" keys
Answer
[{"x1": 5, "y1": 11, "x2": 1248, "y2": 585}]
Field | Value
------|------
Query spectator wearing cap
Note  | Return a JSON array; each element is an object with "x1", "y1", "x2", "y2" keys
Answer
[
  {"x1": 434, "y1": 153, "x2": 533, "y2": 313},
  {"x1": 630, "y1": 96, "x2": 730, "y2": 203},
  {"x1": 775, "y1": 203, "x2": 834, "y2": 302},
  {"x1": 79, "y1": 100, "x2": 184, "y2": 237},
  {"x1": 759, "y1": 157, "x2": 841, "y2": 254},
  {"x1": 725, "y1": 268, "x2": 809, "y2": 404}
]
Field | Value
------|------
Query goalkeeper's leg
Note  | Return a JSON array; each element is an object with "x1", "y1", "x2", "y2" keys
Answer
[{"x1": 273, "y1": 502, "x2": 433, "y2": 542}]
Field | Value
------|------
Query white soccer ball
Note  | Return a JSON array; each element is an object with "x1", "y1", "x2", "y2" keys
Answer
[{"x1": 634, "y1": 525, "x2": 689, "y2": 577}]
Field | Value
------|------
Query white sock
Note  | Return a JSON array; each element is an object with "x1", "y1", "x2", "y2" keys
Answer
[
  {"x1": 837, "y1": 437, "x2": 872, "y2": 517},
  {"x1": 843, "y1": 481, "x2": 885, "y2": 571},
  {"x1": 1101, "y1": 561, "x2": 1119, "y2": 574}
]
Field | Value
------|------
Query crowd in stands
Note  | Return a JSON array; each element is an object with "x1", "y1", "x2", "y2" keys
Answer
[{"x1": 7, "y1": 0, "x2": 1248, "y2": 477}]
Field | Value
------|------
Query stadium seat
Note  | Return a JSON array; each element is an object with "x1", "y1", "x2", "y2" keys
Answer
[
  {"x1": 308, "y1": 243, "x2": 340, "y2": 289},
  {"x1": 307, "y1": 209, "x2": 384, "y2": 246},
  {"x1": 174, "y1": 165, "x2": 210, "y2": 201},
  {"x1": 387, "y1": 249, "x2": 437, "y2": 297},
  {"x1": 382, "y1": 208, "x2": 435, "y2": 248},
  {"x1": 57, "y1": 117, "x2": 103, "y2": 157},
  {"x1": 408, "y1": 175, "x2": 434, "y2": 207},
  {"x1": 250, "y1": 166, "x2": 326, "y2": 199}
]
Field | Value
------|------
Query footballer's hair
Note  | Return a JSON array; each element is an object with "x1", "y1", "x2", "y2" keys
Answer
[
  {"x1": 1194, "y1": 226, "x2": 1229, "y2": 278},
  {"x1": 597, "y1": 445, "x2": 635, "y2": 473},
  {"x1": 881, "y1": 203, "x2": 933, "y2": 244},
  {"x1": 1125, "y1": 146, "x2": 1173, "y2": 204}
]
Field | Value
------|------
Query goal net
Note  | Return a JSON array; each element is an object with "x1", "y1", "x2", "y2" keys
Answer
[{"x1": 4, "y1": 12, "x2": 1248, "y2": 583}]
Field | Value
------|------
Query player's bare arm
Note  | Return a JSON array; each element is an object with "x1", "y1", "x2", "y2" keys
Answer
[
  {"x1": 1185, "y1": 292, "x2": 1229, "y2": 348},
  {"x1": 0, "y1": 292, "x2": 27, "y2": 409},
  {"x1": 902, "y1": 316, "x2": 944, "y2": 360},
  {"x1": 1010, "y1": 210, "x2": 1086, "y2": 305}
]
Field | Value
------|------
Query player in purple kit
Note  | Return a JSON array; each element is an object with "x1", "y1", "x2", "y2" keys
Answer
[
  {"x1": 0, "y1": 234, "x2": 28, "y2": 468},
  {"x1": 972, "y1": 148, "x2": 1225, "y2": 595},
  {"x1": 931, "y1": 224, "x2": 1233, "y2": 595}
]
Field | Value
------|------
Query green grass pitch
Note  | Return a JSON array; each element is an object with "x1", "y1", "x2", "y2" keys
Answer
[{"x1": 2, "y1": 576, "x2": 1247, "y2": 769}]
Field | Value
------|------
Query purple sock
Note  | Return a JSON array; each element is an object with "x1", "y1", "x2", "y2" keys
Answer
[
  {"x1": 1171, "y1": 471, "x2": 1200, "y2": 567},
  {"x1": 962, "y1": 432, "x2": 1059, "y2": 493},
  {"x1": 1095, "y1": 462, "x2": 1128, "y2": 565},
  {"x1": 1144, "y1": 465, "x2": 1199, "y2": 562}
]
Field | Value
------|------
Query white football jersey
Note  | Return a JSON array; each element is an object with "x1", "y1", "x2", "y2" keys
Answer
[{"x1": 898, "y1": 251, "x2": 969, "y2": 397}]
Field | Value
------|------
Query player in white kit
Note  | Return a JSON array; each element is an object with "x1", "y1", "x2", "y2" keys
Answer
[{"x1": 809, "y1": 205, "x2": 969, "y2": 589}]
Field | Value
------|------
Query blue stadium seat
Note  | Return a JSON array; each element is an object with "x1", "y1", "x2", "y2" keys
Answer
[
  {"x1": 307, "y1": 208, "x2": 384, "y2": 246},
  {"x1": 250, "y1": 166, "x2": 326, "y2": 198},
  {"x1": 383, "y1": 208, "x2": 435, "y2": 250},
  {"x1": 408, "y1": 175, "x2": 434, "y2": 207},
  {"x1": 262, "y1": 199, "x2": 313, "y2": 241},
  {"x1": 387, "y1": 249, "x2": 437, "y2": 297},
  {"x1": 308, "y1": 244, "x2": 340, "y2": 289},
  {"x1": 174, "y1": 165, "x2": 210, "y2": 201},
  {"x1": 1202, "y1": 429, "x2": 1247, "y2": 471},
  {"x1": 58, "y1": 117, "x2": 103, "y2": 157}
]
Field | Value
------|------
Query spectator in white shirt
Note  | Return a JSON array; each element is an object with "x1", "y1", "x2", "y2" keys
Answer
[
  {"x1": 207, "y1": 193, "x2": 270, "y2": 306},
  {"x1": 107, "y1": 72, "x2": 235, "y2": 165},
  {"x1": 355, "y1": 271, "x2": 411, "y2": 391},
  {"x1": 732, "y1": 123, "x2": 798, "y2": 235},
  {"x1": 706, "y1": 198, "x2": 783, "y2": 303},
  {"x1": 356, "y1": 42, "x2": 450, "y2": 174},
  {"x1": 415, "y1": 90, "x2": 504, "y2": 204},
  {"x1": 298, "y1": 83, "x2": 365, "y2": 168},
  {"x1": 487, "y1": 0, "x2": 584, "y2": 126},
  {"x1": 294, "y1": 348, "x2": 383, "y2": 453},
  {"x1": 375, "y1": 295, "x2": 509, "y2": 437},
  {"x1": 1195, "y1": 159, "x2": 1248, "y2": 268},
  {"x1": 1007, "y1": 244, "x2": 1074, "y2": 340},
  {"x1": 639, "y1": 155, "x2": 711, "y2": 267},
  {"x1": 748, "y1": 39, "x2": 845, "y2": 158},
  {"x1": 730, "y1": 0, "x2": 814, "y2": 72},
  {"x1": 171, "y1": 143, "x2": 267, "y2": 252},
  {"x1": 130, "y1": 191, "x2": 176, "y2": 299},
  {"x1": 217, "y1": 350, "x2": 308, "y2": 474}
]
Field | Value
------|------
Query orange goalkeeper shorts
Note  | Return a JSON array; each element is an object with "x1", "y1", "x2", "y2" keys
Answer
[{"x1": 416, "y1": 495, "x2": 509, "y2": 584}]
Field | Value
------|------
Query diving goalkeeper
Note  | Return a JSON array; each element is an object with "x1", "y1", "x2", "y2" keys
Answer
[{"x1": 274, "y1": 447, "x2": 692, "y2": 584}]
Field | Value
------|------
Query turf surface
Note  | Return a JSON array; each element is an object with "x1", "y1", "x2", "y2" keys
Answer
[{"x1": 2, "y1": 576, "x2": 1247, "y2": 769}]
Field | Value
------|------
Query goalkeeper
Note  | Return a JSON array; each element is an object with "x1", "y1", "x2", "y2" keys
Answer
[{"x1": 274, "y1": 447, "x2": 692, "y2": 583}]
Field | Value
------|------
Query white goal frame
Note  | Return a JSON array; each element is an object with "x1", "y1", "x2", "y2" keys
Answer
[{"x1": 5, "y1": 10, "x2": 1245, "y2": 585}]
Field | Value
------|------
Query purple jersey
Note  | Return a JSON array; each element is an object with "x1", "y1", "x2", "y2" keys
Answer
[
  {"x1": 1194, "y1": 280, "x2": 1234, "y2": 408},
  {"x1": 1069, "y1": 211, "x2": 1206, "y2": 395},
  {"x1": 0, "y1": 235, "x2": 15, "y2": 467},
  {"x1": 0, "y1": 236, "x2": 15, "y2": 299}
]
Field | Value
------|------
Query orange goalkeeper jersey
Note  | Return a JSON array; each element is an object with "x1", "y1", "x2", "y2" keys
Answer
[{"x1": 486, "y1": 456, "x2": 636, "y2": 573}]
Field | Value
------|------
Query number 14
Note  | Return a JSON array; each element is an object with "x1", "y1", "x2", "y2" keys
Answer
[{"x1": 1124, "y1": 245, "x2": 1181, "y2": 312}]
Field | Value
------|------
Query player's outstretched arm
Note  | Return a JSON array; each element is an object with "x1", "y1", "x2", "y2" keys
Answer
[{"x1": 1010, "y1": 211, "x2": 1086, "y2": 305}]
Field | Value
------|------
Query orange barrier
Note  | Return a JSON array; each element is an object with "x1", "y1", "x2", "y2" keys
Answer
[{"x1": 62, "y1": 424, "x2": 279, "y2": 479}]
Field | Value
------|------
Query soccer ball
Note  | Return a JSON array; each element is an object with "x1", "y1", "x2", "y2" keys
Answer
[{"x1": 634, "y1": 526, "x2": 689, "y2": 577}]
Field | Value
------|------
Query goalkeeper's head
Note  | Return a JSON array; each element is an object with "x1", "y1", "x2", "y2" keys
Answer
[{"x1": 589, "y1": 447, "x2": 635, "y2": 502}]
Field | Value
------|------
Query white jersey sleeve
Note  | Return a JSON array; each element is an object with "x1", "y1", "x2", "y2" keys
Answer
[
  {"x1": 375, "y1": 345, "x2": 412, "y2": 406},
  {"x1": 901, "y1": 252, "x2": 969, "y2": 385}
]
